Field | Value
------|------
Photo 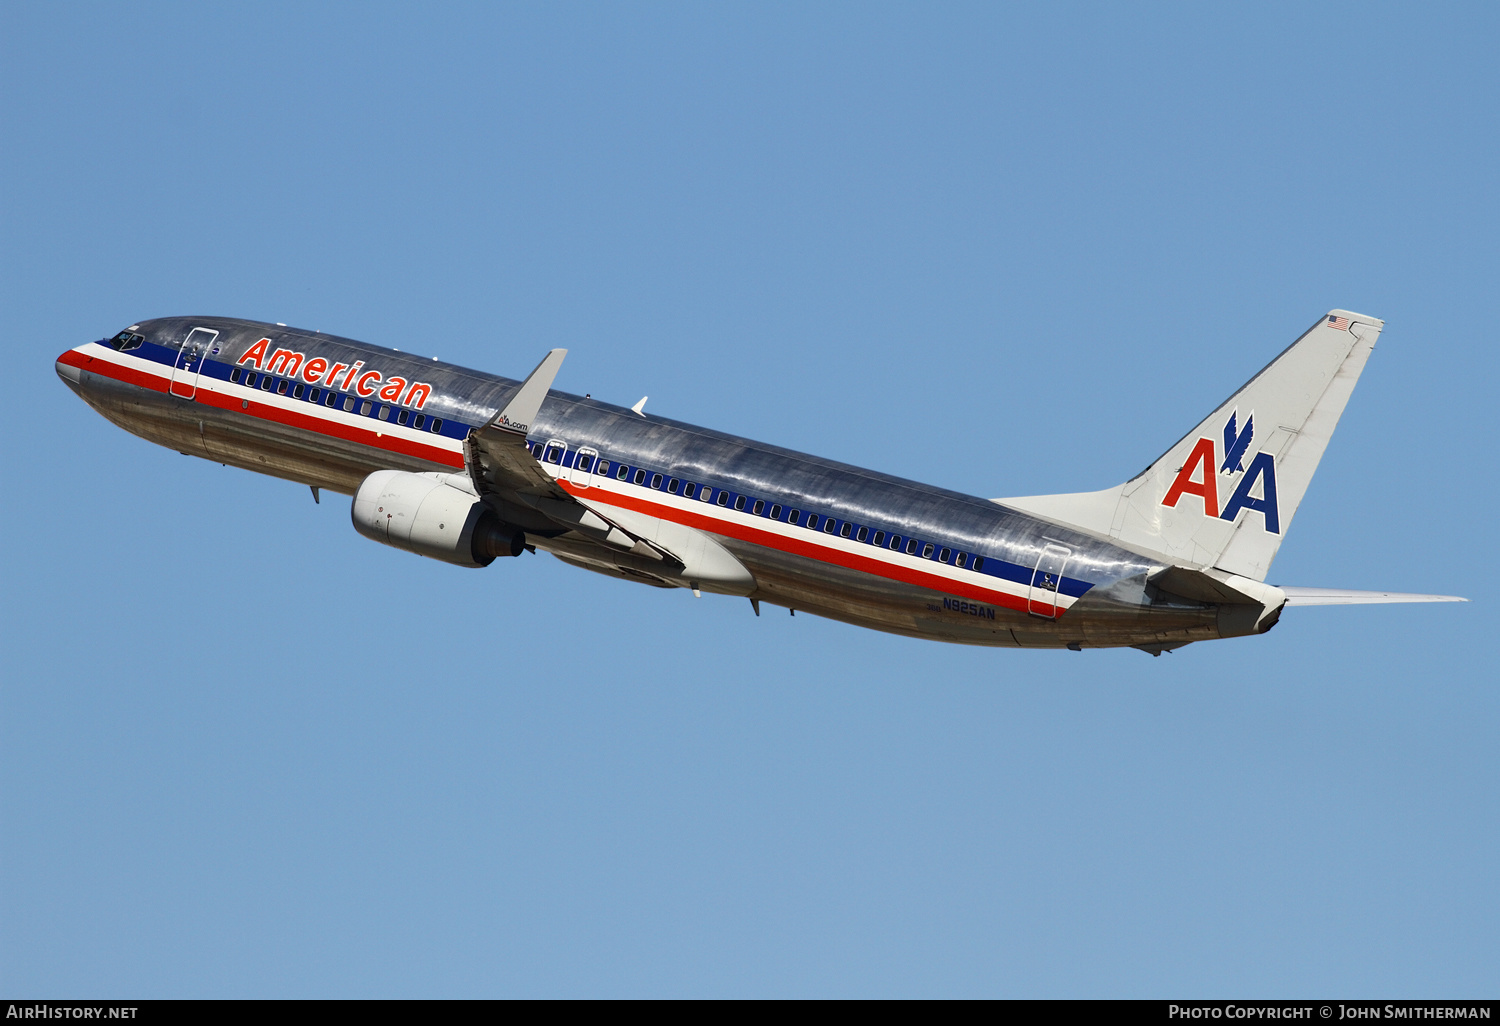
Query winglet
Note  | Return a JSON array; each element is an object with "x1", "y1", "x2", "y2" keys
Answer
[{"x1": 487, "y1": 349, "x2": 568, "y2": 436}]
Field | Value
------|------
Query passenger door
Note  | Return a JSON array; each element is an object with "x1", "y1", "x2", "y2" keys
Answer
[
  {"x1": 169, "y1": 327, "x2": 219, "y2": 399},
  {"x1": 1028, "y1": 543, "x2": 1071, "y2": 618}
]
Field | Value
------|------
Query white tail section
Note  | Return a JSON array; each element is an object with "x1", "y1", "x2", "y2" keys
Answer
[{"x1": 997, "y1": 310, "x2": 1383, "y2": 581}]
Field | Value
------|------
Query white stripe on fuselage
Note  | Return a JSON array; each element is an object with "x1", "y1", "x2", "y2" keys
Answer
[
  {"x1": 85, "y1": 341, "x2": 1072, "y2": 610},
  {"x1": 544, "y1": 463, "x2": 1070, "y2": 610}
]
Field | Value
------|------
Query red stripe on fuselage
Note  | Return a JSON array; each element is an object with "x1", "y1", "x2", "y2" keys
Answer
[
  {"x1": 60, "y1": 347, "x2": 169, "y2": 394},
  {"x1": 558, "y1": 479, "x2": 1059, "y2": 617},
  {"x1": 66, "y1": 347, "x2": 1065, "y2": 619},
  {"x1": 61, "y1": 348, "x2": 464, "y2": 469}
]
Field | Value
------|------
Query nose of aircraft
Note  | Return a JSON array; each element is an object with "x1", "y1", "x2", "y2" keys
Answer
[{"x1": 55, "y1": 344, "x2": 91, "y2": 391}]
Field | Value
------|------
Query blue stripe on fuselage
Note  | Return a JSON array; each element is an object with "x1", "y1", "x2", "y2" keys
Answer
[{"x1": 105, "y1": 337, "x2": 1096, "y2": 601}]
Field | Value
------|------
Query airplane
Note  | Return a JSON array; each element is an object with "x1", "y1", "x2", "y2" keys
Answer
[{"x1": 55, "y1": 308, "x2": 1464, "y2": 655}]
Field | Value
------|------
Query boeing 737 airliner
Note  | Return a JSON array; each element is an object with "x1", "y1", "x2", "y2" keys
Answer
[{"x1": 56, "y1": 309, "x2": 1463, "y2": 654}]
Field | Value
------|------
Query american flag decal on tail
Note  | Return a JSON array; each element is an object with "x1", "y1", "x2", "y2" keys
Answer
[{"x1": 1327, "y1": 315, "x2": 1349, "y2": 330}]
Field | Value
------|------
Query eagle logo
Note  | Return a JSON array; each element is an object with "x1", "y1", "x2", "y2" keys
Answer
[{"x1": 1220, "y1": 409, "x2": 1254, "y2": 475}]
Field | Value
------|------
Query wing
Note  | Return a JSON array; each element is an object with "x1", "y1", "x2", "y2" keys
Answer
[
  {"x1": 463, "y1": 349, "x2": 679, "y2": 565},
  {"x1": 1279, "y1": 587, "x2": 1468, "y2": 606}
]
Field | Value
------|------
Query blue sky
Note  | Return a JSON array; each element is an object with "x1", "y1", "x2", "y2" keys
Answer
[{"x1": 2, "y1": 2, "x2": 1495, "y2": 997}]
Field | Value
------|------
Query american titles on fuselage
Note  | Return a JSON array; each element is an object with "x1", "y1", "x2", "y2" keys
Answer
[{"x1": 236, "y1": 336, "x2": 433, "y2": 410}]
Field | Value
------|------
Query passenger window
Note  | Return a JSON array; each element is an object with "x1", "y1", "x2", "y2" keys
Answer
[
  {"x1": 856, "y1": 527, "x2": 868, "y2": 542},
  {"x1": 652, "y1": 474, "x2": 663, "y2": 489},
  {"x1": 683, "y1": 482, "x2": 696, "y2": 498},
  {"x1": 717, "y1": 491, "x2": 729, "y2": 507},
  {"x1": 905, "y1": 539, "x2": 918, "y2": 555},
  {"x1": 789, "y1": 509, "x2": 800, "y2": 525},
  {"x1": 633, "y1": 469, "x2": 646, "y2": 485},
  {"x1": 546, "y1": 445, "x2": 563, "y2": 464},
  {"x1": 889, "y1": 535, "x2": 901, "y2": 550},
  {"x1": 955, "y1": 552, "x2": 967, "y2": 568},
  {"x1": 699, "y1": 487, "x2": 712, "y2": 502},
  {"x1": 245, "y1": 372, "x2": 257, "y2": 388},
  {"x1": 824, "y1": 519, "x2": 836, "y2": 534},
  {"x1": 939, "y1": 547, "x2": 950, "y2": 562},
  {"x1": 356, "y1": 400, "x2": 370, "y2": 415},
  {"x1": 770, "y1": 504, "x2": 782, "y2": 519},
  {"x1": 734, "y1": 495, "x2": 746, "y2": 511},
  {"x1": 922, "y1": 543, "x2": 935, "y2": 559},
  {"x1": 597, "y1": 460, "x2": 610, "y2": 476},
  {"x1": 752, "y1": 500, "x2": 764, "y2": 515},
  {"x1": 413, "y1": 413, "x2": 425, "y2": 428},
  {"x1": 577, "y1": 455, "x2": 593, "y2": 472},
  {"x1": 277, "y1": 380, "x2": 289, "y2": 395},
  {"x1": 973, "y1": 556, "x2": 985, "y2": 572},
  {"x1": 805, "y1": 514, "x2": 818, "y2": 529},
  {"x1": 616, "y1": 465, "x2": 628, "y2": 480},
  {"x1": 873, "y1": 531, "x2": 884, "y2": 546},
  {"x1": 667, "y1": 478, "x2": 679, "y2": 494},
  {"x1": 378, "y1": 405, "x2": 389, "y2": 420},
  {"x1": 230, "y1": 368, "x2": 242, "y2": 383},
  {"x1": 396, "y1": 408, "x2": 407, "y2": 425},
  {"x1": 262, "y1": 377, "x2": 273, "y2": 391},
  {"x1": 430, "y1": 418, "x2": 444, "y2": 433},
  {"x1": 294, "y1": 384, "x2": 305, "y2": 399},
  {"x1": 343, "y1": 396, "x2": 355, "y2": 411},
  {"x1": 325, "y1": 392, "x2": 337, "y2": 407},
  {"x1": 839, "y1": 522, "x2": 852, "y2": 538}
]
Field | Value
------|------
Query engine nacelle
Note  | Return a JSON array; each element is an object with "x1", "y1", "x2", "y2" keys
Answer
[{"x1": 352, "y1": 470, "x2": 523, "y2": 567}]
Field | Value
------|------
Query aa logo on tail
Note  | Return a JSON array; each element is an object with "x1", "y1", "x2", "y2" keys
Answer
[{"x1": 1162, "y1": 410, "x2": 1280, "y2": 533}]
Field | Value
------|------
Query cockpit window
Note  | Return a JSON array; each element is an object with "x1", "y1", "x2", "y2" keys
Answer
[{"x1": 109, "y1": 331, "x2": 144, "y2": 352}]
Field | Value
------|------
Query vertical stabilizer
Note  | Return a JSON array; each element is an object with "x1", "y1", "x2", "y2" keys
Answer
[{"x1": 997, "y1": 310, "x2": 1383, "y2": 581}]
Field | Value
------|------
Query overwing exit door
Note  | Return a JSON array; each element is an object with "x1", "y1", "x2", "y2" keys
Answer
[
  {"x1": 169, "y1": 327, "x2": 219, "y2": 399},
  {"x1": 571, "y1": 447, "x2": 599, "y2": 488}
]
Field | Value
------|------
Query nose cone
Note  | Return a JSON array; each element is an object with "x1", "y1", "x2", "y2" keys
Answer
[{"x1": 56, "y1": 345, "x2": 91, "y2": 394}]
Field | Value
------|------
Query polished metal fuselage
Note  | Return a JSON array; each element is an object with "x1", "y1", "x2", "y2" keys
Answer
[{"x1": 58, "y1": 316, "x2": 1228, "y2": 650}]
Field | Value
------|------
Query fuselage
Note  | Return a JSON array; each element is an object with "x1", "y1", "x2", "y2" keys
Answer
[{"x1": 57, "y1": 316, "x2": 1230, "y2": 650}]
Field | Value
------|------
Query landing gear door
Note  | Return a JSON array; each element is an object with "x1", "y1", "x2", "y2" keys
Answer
[
  {"x1": 169, "y1": 327, "x2": 218, "y2": 400},
  {"x1": 1028, "y1": 543, "x2": 1071, "y2": 618}
]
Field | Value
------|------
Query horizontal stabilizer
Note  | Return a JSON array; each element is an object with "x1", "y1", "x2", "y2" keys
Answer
[
  {"x1": 1150, "y1": 565, "x2": 1283, "y2": 606},
  {"x1": 1279, "y1": 587, "x2": 1468, "y2": 606},
  {"x1": 1147, "y1": 565, "x2": 1287, "y2": 637}
]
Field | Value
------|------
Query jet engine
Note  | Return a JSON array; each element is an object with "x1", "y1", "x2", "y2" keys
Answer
[{"x1": 352, "y1": 470, "x2": 523, "y2": 567}]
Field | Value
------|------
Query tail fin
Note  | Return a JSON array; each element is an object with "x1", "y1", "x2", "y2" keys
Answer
[{"x1": 997, "y1": 310, "x2": 1383, "y2": 581}]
